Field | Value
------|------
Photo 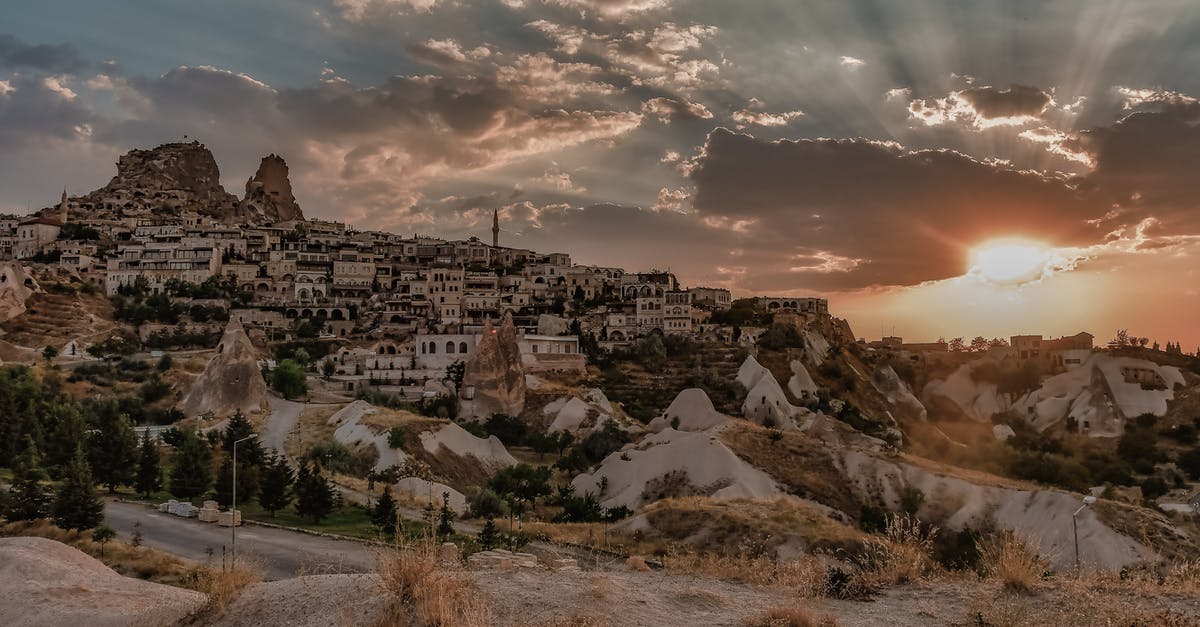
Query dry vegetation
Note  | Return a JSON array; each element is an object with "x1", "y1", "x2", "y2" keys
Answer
[
  {"x1": 0, "y1": 519, "x2": 196, "y2": 586},
  {"x1": 374, "y1": 538, "x2": 491, "y2": 627},
  {"x1": 283, "y1": 404, "x2": 342, "y2": 459},
  {"x1": 635, "y1": 497, "x2": 865, "y2": 557},
  {"x1": 744, "y1": 605, "x2": 841, "y2": 627},
  {"x1": 183, "y1": 555, "x2": 264, "y2": 617},
  {"x1": 719, "y1": 424, "x2": 860, "y2": 515},
  {"x1": 978, "y1": 530, "x2": 1047, "y2": 594}
]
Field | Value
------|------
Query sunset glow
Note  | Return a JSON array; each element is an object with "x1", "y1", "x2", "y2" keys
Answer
[{"x1": 970, "y1": 240, "x2": 1054, "y2": 285}]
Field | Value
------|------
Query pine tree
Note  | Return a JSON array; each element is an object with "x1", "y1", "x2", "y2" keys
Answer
[
  {"x1": 4, "y1": 435, "x2": 51, "y2": 521},
  {"x1": 134, "y1": 430, "x2": 162, "y2": 497},
  {"x1": 168, "y1": 429, "x2": 212, "y2": 501},
  {"x1": 222, "y1": 412, "x2": 263, "y2": 466},
  {"x1": 52, "y1": 447, "x2": 104, "y2": 531},
  {"x1": 373, "y1": 486, "x2": 398, "y2": 536},
  {"x1": 87, "y1": 410, "x2": 138, "y2": 493},
  {"x1": 478, "y1": 517, "x2": 499, "y2": 550},
  {"x1": 258, "y1": 453, "x2": 294, "y2": 516},
  {"x1": 437, "y1": 491, "x2": 455, "y2": 536},
  {"x1": 295, "y1": 461, "x2": 336, "y2": 524},
  {"x1": 212, "y1": 453, "x2": 260, "y2": 508},
  {"x1": 44, "y1": 403, "x2": 85, "y2": 479}
]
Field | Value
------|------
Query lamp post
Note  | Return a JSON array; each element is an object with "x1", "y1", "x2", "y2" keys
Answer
[
  {"x1": 1072, "y1": 495, "x2": 1097, "y2": 570},
  {"x1": 232, "y1": 434, "x2": 257, "y2": 564}
]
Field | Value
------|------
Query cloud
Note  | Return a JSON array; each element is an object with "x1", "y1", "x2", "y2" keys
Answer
[
  {"x1": 1114, "y1": 86, "x2": 1197, "y2": 110},
  {"x1": 542, "y1": 0, "x2": 673, "y2": 18},
  {"x1": 408, "y1": 38, "x2": 492, "y2": 69},
  {"x1": 0, "y1": 34, "x2": 89, "y2": 73},
  {"x1": 641, "y1": 96, "x2": 711, "y2": 122},
  {"x1": 839, "y1": 55, "x2": 865, "y2": 68},
  {"x1": 651, "y1": 186, "x2": 688, "y2": 211},
  {"x1": 533, "y1": 165, "x2": 586, "y2": 192},
  {"x1": 909, "y1": 84, "x2": 1052, "y2": 129},
  {"x1": 731, "y1": 104, "x2": 803, "y2": 129},
  {"x1": 332, "y1": 0, "x2": 445, "y2": 22},
  {"x1": 686, "y1": 128, "x2": 1107, "y2": 290}
]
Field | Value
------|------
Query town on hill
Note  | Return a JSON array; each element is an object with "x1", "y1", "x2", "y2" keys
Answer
[{"x1": 1, "y1": 142, "x2": 1199, "y2": 626}]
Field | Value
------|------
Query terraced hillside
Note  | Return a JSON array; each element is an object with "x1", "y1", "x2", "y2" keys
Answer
[{"x1": 0, "y1": 287, "x2": 116, "y2": 351}]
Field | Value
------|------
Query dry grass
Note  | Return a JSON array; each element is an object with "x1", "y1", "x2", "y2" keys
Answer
[
  {"x1": 374, "y1": 538, "x2": 491, "y2": 627},
  {"x1": 0, "y1": 519, "x2": 196, "y2": 586},
  {"x1": 183, "y1": 555, "x2": 264, "y2": 614},
  {"x1": 978, "y1": 530, "x2": 1047, "y2": 594},
  {"x1": 663, "y1": 549, "x2": 831, "y2": 597},
  {"x1": 283, "y1": 404, "x2": 342, "y2": 459},
  {"x1": 853, "y1": 515, "x2": 939, "y2": 588},
  {"x1": 744, "y1": 605, "x2": 840, "y2": 627}
]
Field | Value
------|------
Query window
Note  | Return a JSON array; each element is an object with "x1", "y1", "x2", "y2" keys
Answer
[{"x1": 446, "y1": 341, "x2": 455, "y2": 354}]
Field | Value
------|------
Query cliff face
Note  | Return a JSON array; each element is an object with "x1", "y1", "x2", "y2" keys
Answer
[
  {"x1": 239, "y1": 154, "x2": 304, "y2": 222},
  {"x1": 59, "y1": 142, "x2": 302, "y2": 224},
  {"x1": 69, "y1": 142, "x2": 240, "y2": 221}
]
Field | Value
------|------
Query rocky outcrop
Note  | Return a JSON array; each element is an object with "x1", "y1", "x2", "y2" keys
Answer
[
  {"x1": 0, "y1": 262, "x2": 39, "y2": 324},
  {"x1": 239, "y1": 154, "x2": 304, "y2": 223},
  {"x1": 180, "y1": 319, "x2": 269, "y2": 418},
  {"x1": 0, "y1": 537, "x2": 206, "y2": 626},
  {"x1": 66, "y1": 141, "x2": 240, "y2": 222},
  {"x1": 460, "y1": 313, "x2": 526, "y2": 420}
]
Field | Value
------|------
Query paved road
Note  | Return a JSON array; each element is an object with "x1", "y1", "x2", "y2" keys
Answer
[
  {"x1": 261, "y1": 397, "x2": 309, "y2": 454},
  {"x1": 104, "y1": 501, "x2": 377, "y2": 580}
]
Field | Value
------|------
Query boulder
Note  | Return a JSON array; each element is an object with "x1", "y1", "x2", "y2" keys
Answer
[{"x1": 180, "y1": 319, "x2": 270, "y2": 418}]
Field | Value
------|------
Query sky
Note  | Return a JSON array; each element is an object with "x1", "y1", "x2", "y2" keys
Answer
[{"x1": 2, "y1": 0, "x2": 1199, "y2": 348}]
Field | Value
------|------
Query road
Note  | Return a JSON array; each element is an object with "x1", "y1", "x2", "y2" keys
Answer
[
  {"x1": 260, "y1": 396, "x2": 309, "y2": 454},
  {"x1": 104, "y1": 501, "x2": 377, "y2": 580}
]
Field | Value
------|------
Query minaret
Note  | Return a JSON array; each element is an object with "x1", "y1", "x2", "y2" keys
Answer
[
  {"x1": 492, "y1": 208, "x2": 499, "y2": 248},
  {"x1": 58, "y1": 188, "x2": 69, "y2": 224}
]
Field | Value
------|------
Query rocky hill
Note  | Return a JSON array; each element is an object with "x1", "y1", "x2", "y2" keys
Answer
[{"x1": 53, "y1": 142, "x2": 303, "y2": 224}]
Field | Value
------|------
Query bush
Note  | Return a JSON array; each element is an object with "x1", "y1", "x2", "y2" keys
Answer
[
  {"x1": 579, "y1": 420, "x2": 630, "y2": 463},
  {"x1": 1140, "y1": 476, "x2": 1168, "y2": 501},
  {"x1": 271, "y1": 359, "x2": 307, "y2": 400},
  {"x1": 466, "y1": 487, "x2": 507, "y2": 519},
  {"x1": 979, "y1": 530, "x2": 1047, "y2": 594},
  {"x1": 1179, "y1": 448, "x2": 1200, "y2": 480},
  {"x1": 387, "y1": 427, "x2": 406, "y2": 449},
  {"x1": 304, "y1": 441, "x2": 375, "y2": 478}
]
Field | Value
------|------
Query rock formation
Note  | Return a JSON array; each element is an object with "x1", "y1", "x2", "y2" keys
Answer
[
  {"x1": 0, "y1": 537, "x2": 206, "y2": 626},
  {"x1": 0, "y1": 262, "x2": 39, "y2": 324},
  {"x1": 461, "y1": 312, "x2": 526, "y2": 420},
  {"x1": 180, "y1": 319, "x2": 269, "y2": 418},
  {"x1": 238, "y1": 154, "x2": 304, "y2": 222},
  {"x1": 65, "y1": 141, "x2": 240, "y2": 222}
]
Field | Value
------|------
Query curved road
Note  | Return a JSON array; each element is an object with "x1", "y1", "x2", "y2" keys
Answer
[
  {"x1": 260, "y1": 397, "x2": 311, "y2": 454},
  {"x1": 104, "y1": 501, "x2": 376, "y2": 581}
]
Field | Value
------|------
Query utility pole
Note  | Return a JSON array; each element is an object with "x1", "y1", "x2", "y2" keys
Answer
[
  {"x1": 1073, "y1": 495, "x2": 1096, "y2": 570},
  {"x1": 232, "y1": 434, "x2": 257, "y2": 563}
]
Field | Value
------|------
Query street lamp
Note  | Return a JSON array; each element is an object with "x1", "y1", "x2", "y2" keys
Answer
[
  {"x1": 231, "y1": 432, "x2": 258, "y2": 564},
  {"x1": 1073, "y1": 495, "x2": 1097, "y2": 570}
]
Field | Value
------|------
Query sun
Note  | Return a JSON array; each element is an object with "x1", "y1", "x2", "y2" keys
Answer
[{"x1": 970, "y1": 239, "x2": 1052, "y2": 285}]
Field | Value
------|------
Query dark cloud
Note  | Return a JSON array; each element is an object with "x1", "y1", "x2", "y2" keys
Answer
[
  {"x1": 1070, "y1": 102, "x2": 1200, "y2": 236},
  {"x1": 959, "y1": 84, "x2": 1052, "y2": 119},
  {"x1": 687, "y1": 128, "x2": 1104, "y2": 289},
  {"x1": 0, "y1": 34, "x2": 88, "y2": 73}
]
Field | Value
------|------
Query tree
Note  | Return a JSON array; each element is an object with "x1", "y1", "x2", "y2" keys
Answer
[
  {"x1": 213, "y1": 454, "x2": 260, "y2": 508},
  {"x1": 92, "y1": 525, "x2": 116, "y2": 557},
  {"x1": 87, "y1": 411, "x2": 138, "y2": 493},
  {"x1": 42, "y1": 345, "x2": 58, "y2": 364},
  {"x1": 168, "y1": 429, "x2": 213, "y2": 501},
  {"x1": 969, "y1": 336, "x2": 989, "y2": 353},
  {"x1": 157, "y1": 353, "x2": 173, "y2": 372},
  {"x1": 295, "y1": 461, "x2": 336, "y2": 524},
  {"x1": 488, "y1": 463, "x2": 552, "y2": 510},
  {"x1": 321, "y1": 358, "x2": 336, "y2": 380},
  {"x1": 222, "y1": 412, "x2": 263, "y2": 466},
  {"x1": 272, "y1": 359, "x2": 308, "y2": 400},
  {"x1": 948, "y1": 337, "x2": 966, "y2": 352},
  {"x1": 478, "y1": 517, "x2": 499, "y2": 550},
  {"x1": 4, "y1": 436, "x2": 51, "y2": 521},
  {"x1": 258, "y1": 453, "x2": 294, "y2": 515},
  {"x1": 134, "y1": 430, "x2": 162, "y2": 498},
  {"x1": 444, "y1": 361, "x2": 465, "y2": 388},
  {"x1": 373, "y1": 486, "x2": 398, "y2": 536},
  {"x1": 437, "y1": 492, "x2": 455, "y2": 536},
  {"x1": 52, "y1": 447, "x2": 104, "y2": 531}
]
